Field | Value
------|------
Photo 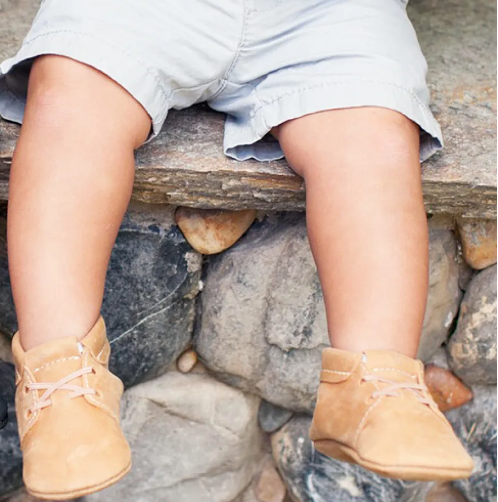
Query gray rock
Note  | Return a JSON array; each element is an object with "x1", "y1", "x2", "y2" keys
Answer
[
  {"x1": 0, "y1": 488, "x2": 84, "y2": 502},
  {"x1": 270, "y1": 407, "x2": 494, "y2": 502},
  {"x1": 195, "y1": 212, "x2": 325, "y2": 412},
  {"x1": 258, "y1": 400, "x2": 294, "y2": 434},
  {"x1": 195, "y1": 214, "x2": 462, "y2": 412},
  {"x1": 271, "y1": 414, "x2": 407, "y2": 502},
  {"x1": 103, "y1": 204, "x2": 202, "y2": 388},
  {"x1": 448, "y1": 265, "x2": 497, "y2": 385},
  {"x1": 426, "y1": 346, "x2": 450, "y2": 371},
  {"x1": 233, "y1": 486, "x2": 259, "y2": 502},
  {"x1": 418, "y1": 227, "x2": 462, "y2": 361},
  {"x1": 0, "y1": 331, "x2": 12, "y2": 363},
  {"x1": 446, "y1": 385, "x2": 497, "y2": 502},
  {"x1": 0, "y1": 362, "x2": 23, "y2": 498},
  {"x1": 458, "y1": 248, "x2": 475, "y2": 293},
  {"x1": 0, "y1": 204, "x2": 203, "y2": 389},
  {"x1": 86, "y1": 371, "x2": 265, "y2": 502},
  {"x1": 232, "y1": 456, "x2": 288, "y2": 502}
]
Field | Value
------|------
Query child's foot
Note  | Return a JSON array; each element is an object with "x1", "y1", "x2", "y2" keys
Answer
[
  {"x1": 309, "y1": 348, "x2": 474, "y2": 481},
  {"x1": 12, "y1": 317, "x2": 131, "y2": 500}
]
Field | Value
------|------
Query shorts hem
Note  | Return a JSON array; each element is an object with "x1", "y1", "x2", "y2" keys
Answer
[
  {"x1": 223, "y1": 79, "x2": 443, "y2": 163},
  {"x1": 0, "y1": 31, "x2": 169, "y2": 135}
]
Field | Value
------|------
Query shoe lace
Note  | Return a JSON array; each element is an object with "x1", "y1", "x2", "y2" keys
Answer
[
  {"x1": 26, "y1": 367, "x2": 96, "y2": 413},
  {"x1": 362, "y1": 375, "x2": 435, "y2": 407}
]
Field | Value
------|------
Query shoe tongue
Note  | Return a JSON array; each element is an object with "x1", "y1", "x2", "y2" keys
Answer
[
  {"x1": 363, "y1": 350, "x2": 423, "y2": 382},
  {"x1": 24, "y1": 336, "x2": 82, "y2": 381}
]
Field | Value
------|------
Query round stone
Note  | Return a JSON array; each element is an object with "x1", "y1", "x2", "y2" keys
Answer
[{"x1": 177, "y1": 349, "x2": 198, "y2": 373}]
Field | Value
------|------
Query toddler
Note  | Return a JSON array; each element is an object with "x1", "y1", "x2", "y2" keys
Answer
[{"x1": 0, "y1": 0, "x2": 473, "y2": 498}]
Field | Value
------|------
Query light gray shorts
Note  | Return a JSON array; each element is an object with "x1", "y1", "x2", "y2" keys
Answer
[{"x1": 0, "y1": 0, "x2": 443, "y2": 162}]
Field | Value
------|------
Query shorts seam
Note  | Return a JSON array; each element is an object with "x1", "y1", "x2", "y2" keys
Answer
[
  {"x1": 22, "y1": 30, "x2": 171, "y2": 103},
  {"x1": 249, "y1": 78, "x2": 438, "y2": 128},
  {"x1": 210, "y1": 0, "x2": 250, "y2": 101}
]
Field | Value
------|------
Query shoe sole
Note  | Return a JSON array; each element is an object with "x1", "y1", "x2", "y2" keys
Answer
[
  {"x1": 26, "y1": 461, "x2": 131, "y2": 500},
  {"x1": 312, "y1": 440, "x2": 473, "y2": 481}
]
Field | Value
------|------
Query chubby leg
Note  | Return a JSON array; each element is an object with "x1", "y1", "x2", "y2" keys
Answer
[
  {"x1": 274, "y1": 107, "x2": 428, "y2": 358},
  {"x1": 8, "y1": 55, "x2": 150, "y2": 350},
  {"x1": 8, "y1": 56, "x2": 151, "y2": 498},
  {"x1": 274, "y1": 108, "x2": 473, "y2": 481}
]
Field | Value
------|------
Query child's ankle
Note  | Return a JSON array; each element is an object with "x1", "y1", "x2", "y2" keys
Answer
[
  {"x1": 19, "y1": 315, "x2": 98, "y2": 351},
  {"x1": 330, "y1": 339, "x2": 418, "y2": 359}
]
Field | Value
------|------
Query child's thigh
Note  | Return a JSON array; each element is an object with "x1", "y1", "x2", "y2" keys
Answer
[{"x1": 275, "y1": 107, "x2": 421, "y2": 180}]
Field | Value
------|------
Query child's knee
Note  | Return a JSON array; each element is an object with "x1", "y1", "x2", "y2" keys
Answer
[
  {"x1": 26, "y1": 55, "x2": 150, "y2": 147},
  {"x1": 24, "y1": 56, "x2": 102, "y2": 134},
  {"x1": 279, "y1": 107, "x2": 421, "y2": 177}
]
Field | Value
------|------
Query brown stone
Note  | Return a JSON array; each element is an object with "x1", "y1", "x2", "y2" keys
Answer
[
  {"x1": 426, "y1": 482, "x2": 468, "y2": 502},
  {"x1": 176, "y1": 348, "x2": 198, "y2": 373},
  {"x1": 175, "y1": 207, "x2": 257, "y2": 254},
  {"x1": 456, "y1": 218, "x2": 497, "y2": 270},
  {"x1": 254, "y1": 459, "x2": 287, "y2": 502},
  {"x1": 425, "y1": 364, "x2": 473, "y2": 412}
]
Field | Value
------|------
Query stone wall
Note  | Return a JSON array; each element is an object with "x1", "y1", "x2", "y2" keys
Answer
[{"x1": 0, "y1": 204, "x2": 496, "y2": 502}]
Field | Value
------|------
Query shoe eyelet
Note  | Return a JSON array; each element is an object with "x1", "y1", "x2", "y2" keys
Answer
[
  {"x1": 23, "y1": 386, "x2": 30, "y2": 395},
  {"x1": 25, "y1": 409, "x2": 33, "y2": 420},
  {"x1": 368, "y1": 392, "x2": 379, "y2": 403}
]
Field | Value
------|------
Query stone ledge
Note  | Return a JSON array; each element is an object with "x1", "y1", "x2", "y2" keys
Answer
[{"x1": 0, "y1": 0, "x2": 496, "y2": 218}]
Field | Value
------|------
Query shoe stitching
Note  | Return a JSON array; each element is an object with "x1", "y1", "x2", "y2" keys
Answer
[
  {"x1": 96, "y1": 344, "x2": 108, "y2": 363},
  {"x1": 364, "y1": 375, "x2": 434, "y2": 404},
  {"x1": 19, "y1": 370, "x2": 40, "y2": 443},
  {"x1": 372, "y1": 368, "x2": 417, "y2": 379},
  {"x1": 361, "y1": 362, "x2": 380, "y2": 391},
  {"x1": 33, "y1": 356, "x2": 81, "y2": 373},
  {"x1": 83, "y1": 352, "x2": 120, "y2": 423},
  {"x1": 352, "y1": 362, "x2": 383, "y2": 447},
  {"x1": 20, "y1": 411, "x2": 39, "y2": 443},
  {"x1": 84, "y1": 391, "x2": 118, "y2": 422},
  {"x1": 321, "y1": 369, "x2": 351, "y2": 375}
]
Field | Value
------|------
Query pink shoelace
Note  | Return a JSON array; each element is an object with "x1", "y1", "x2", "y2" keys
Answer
[
  {"x1": 26, "y1": 367, "x2": 96, "y2": 413},
  {"x1": 362, "y1": 375, "x2": 435, "y2": 407}
]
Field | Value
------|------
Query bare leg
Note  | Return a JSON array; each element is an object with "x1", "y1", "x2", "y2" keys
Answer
[
  {"x1": 8, "y1": 55, "x2": 151, "y2": 350},
  {"x1": 274, "y1": 108, "x2": 428, "y2": 357}
]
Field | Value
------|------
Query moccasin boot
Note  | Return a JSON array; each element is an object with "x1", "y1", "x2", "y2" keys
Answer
[
  {"x1": 309, "y1": 348, "x2": 474, "y2": 481},
  {"x1": 12, "y1": 316, "x2": 131, "y2": 500}
]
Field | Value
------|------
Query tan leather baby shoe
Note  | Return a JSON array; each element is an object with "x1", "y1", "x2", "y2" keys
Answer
[
  {"x1": 12, "y1": 317, "x2": 131, "y2": 500},
  {"x1": 309, "y1": 348, "x2": 474, "y2": 481}
]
